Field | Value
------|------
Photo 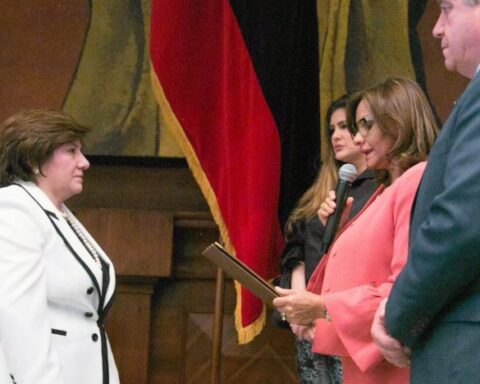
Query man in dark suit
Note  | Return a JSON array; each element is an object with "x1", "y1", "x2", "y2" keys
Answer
[{"x1": 371, "y1": 0, "x2": 480, "y2": 382}]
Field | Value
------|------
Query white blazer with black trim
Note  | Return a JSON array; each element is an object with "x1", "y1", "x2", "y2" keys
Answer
[{"x1": 0, "y1": 180, "x2": 119, "y2": 384}]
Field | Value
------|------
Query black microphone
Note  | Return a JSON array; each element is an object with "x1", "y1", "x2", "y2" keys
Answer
[{"x1": 320, "y1": 163, "x2": 357, "y2": 254}]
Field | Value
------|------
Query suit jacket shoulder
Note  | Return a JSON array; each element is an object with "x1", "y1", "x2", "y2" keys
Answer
[{"x1": 386, "y1": 73, "x2": 480, "y2": 347}]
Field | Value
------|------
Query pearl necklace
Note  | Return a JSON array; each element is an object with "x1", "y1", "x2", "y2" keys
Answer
[{"x1": 61, "y1": 211, "x2": 101, "y2": 264}]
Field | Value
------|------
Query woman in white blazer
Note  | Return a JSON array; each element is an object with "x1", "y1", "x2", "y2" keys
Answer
[{"x1": 0, "y1": 110, "x2": 120, "y2": 384}]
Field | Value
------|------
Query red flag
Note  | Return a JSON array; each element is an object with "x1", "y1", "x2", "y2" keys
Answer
[{"x1": 150, "y1": 0, "x2": 319, "y2": 343}]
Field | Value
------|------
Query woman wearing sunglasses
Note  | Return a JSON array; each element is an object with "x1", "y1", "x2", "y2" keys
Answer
[
  {"x1": 277, "y1": 95, "x2": 377, "y2": 384},
  {"x1": 273, "y1": 77, "x2": 438, "y2": 383}
]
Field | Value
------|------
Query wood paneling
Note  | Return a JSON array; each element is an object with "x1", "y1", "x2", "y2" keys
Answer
[
  {"x1": 106, "y1": 280, "x2": 155, "y2": 384},
  {"x1": 76, "y1": 208, "x2": 174, "y2": 277},
  {"x1": 72, "y1": 160, "x2": 297, "y2": 384},
  {"x1": 70, "y1": 159, "x2": 209, "y2": 212},
  {"x1": 148, "y1": 280, "x2": 297, "y2": 384}
]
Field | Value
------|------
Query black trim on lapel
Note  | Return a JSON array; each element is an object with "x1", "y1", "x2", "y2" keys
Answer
[
  {"x1": 99, "y1": 321, "x2": 110, "y2": 384},
  {"x1": 103, "y1": 292, "x2": 116, "y2": 319},
  {"x1": 44, "y1": 217, "x2": 111, "y2": 384},
  {"x1": 48, "y1": 219, "x2": 104, "y2": 303},
  {"x1": 14, "y1": 184, "x2": 103, "y2": 298},
  {"x1": 44, "y1": 209, "x2": 59, "y2": 220},
  {"x1": 13, "y1": 183, "x2": 111, "y2": 384}
]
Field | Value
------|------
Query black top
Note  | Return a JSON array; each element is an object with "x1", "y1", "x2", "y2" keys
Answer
[{"x1": 280, "y1": 169, "x2": 379, "y2": 282}]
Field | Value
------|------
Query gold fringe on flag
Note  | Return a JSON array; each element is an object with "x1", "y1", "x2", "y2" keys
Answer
[{"x1": 150, "y1": 67, "x2": 265, "y2": 344}]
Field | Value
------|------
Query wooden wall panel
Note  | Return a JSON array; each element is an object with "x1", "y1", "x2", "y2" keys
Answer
[
  {"x1": 71, "y1": 160, "x2": 297, "y2": 384},
  {"x1": 106, "y1": 281, "x2": 154, "y2": 384},
  {"x1": 148, "y1": 280, "x2": 297, "y2": 384},
  {"x1": 70, "y1": 160, "x2": 210, "y2": 212},
  {"x1": 76, "y1": 208, "x2": 174, "y2": 277}
]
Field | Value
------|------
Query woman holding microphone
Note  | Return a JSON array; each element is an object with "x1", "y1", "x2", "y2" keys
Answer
[{"x1": 274, "y1": 77, "x2": 438, "y2": 383}]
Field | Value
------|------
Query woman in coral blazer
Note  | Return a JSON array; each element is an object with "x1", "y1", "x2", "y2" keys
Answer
[{"x1": 273, "y1": 77, "x2": 438, "y2": 383}]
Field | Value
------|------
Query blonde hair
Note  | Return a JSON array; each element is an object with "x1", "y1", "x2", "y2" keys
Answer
[{"x1": 285, "y1": 96, "x2": 349, "y2": 236}]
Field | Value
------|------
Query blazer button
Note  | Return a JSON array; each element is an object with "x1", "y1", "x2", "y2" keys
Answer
[
  {"x1": 92, "y1": 333, "x2": 99, "y2": 342},
  {"x1": 86, "y1": 287, "x2": 94, "y2": 295},
  {"x1": 85, "y1": 312, "x2": 94, "y2": 318}
]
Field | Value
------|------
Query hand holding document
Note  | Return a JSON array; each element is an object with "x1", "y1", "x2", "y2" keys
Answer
[{"x1": 202, "y1": 242, "x2": 279, "y2": 306}]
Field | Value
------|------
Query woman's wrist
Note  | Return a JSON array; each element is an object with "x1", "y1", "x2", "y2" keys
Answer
[
  {"x1": 291, "y1": 262, "x2": 306, "y2": 290},
  {"x1": 316, "y1": 296, "x2": 331, "y2": 321},
  {"x1": 321, "y1": 305, "x2": 331, "y2": 321}
]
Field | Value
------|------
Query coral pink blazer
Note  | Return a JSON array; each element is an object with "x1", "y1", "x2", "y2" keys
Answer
[{"x1": 307, "y1": 162, "x2": 426, "y2": 384}]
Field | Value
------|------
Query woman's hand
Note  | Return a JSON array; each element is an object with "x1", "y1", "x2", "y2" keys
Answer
[
  {"x1": 273, "y1": 286, "x2": 326, "y2": 325},
  {"x1": 318, "y1": 190, "x2": 337, "y2": 225},
  {"x1": 317, "y1": 190, "x2": 353, "y2": 227},
  {"x1": 290, "y1": 324, "x2": 315, "y2": 341}
]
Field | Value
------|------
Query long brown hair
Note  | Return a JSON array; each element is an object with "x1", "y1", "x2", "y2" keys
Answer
[{"x1": 285, "y1": 95, "x2": 349, "y2": 236}]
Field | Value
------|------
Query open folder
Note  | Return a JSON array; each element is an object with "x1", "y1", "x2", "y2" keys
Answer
[{"x1": 202, "y1": 242, "x2": 279, "y2": 306}]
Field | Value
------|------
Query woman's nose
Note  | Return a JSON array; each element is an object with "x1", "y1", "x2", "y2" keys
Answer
[
  {"x1": 331, "y1": 128, "x2": 341, "y2": 141},
  {"x1": 353, "y1": 131, "x2": 364, "y2": 145},
  {"x1": 79, "y1": 153, "x2": 90, "y2": 170}
]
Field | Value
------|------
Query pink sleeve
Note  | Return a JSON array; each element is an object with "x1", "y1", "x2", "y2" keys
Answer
[
  {"x1": 318, "y1": 285, "x2": 388, "y2": 371},
  {"x1": 313, "y1": 164, "x2": 424, "y2": 372}
]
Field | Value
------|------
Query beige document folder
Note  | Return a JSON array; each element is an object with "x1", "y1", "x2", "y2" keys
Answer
[{"x1": 202, "y1": 242, "x2": 279, "y2": 306}]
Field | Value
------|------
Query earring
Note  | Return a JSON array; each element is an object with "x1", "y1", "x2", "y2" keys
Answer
[{"x1": 33, "y1": 168, "x2": 39, "y2": 175}]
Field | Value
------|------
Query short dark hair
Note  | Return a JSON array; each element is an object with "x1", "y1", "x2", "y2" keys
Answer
[{"x1": 0, "y1": 109, "x2": 90, "y2": 186}]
